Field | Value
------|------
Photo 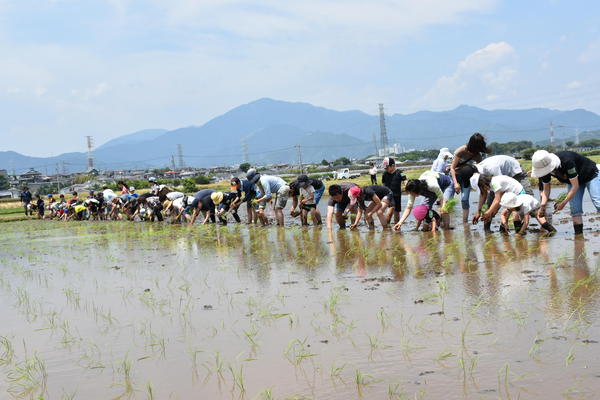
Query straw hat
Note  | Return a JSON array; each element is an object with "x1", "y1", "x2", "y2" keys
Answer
[
  {"x1": 499, "y1": 192, "x2": 522, "y2": 209},
  {"x1": 531, "y1": 150, "x2": 560, "y2": 178},
  {"x1": 211, "y1": 191, "x2": 224, "y2": 204}
]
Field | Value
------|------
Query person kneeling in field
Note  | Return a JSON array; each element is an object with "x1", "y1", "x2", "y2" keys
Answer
[
  {"x1": 326, "y1": 182, "x2": 358, "y2": 230},
  {"x1": 470, "y1": 173, "x2": 524, "y2": 232},
  {"x1": 394, "y1": 170, "x2": 454, "y2": 231},
  {"x1": 289, "y1": 176, "x2": 323, "y2": 226},
  {"x1": 348, "y1": 185, "x2": 393, "y2": 229},
  {"x1": 499, "y1": 192, "x2": 556, "y2": 236},
  {"x1": 413, "y1": 204, "x2": 441, "y2": 232}
]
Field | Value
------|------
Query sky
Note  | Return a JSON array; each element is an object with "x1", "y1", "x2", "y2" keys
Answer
[{"x1": 1, "y1": 0, "x2": 600, "y2": 157}]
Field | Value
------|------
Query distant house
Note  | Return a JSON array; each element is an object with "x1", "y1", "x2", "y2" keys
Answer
[
  {"x1": 18, "y1": 168, "x2": 43, "y2": 183},
  {"x1": 0, "y1": 188, "x2": 21, "y2": 199}
]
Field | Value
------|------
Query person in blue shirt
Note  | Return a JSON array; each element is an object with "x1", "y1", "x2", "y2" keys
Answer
[{"x1": 247, "y1": 168, "x2": 290, "y2": 226}]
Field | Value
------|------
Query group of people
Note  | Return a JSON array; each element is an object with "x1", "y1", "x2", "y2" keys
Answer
[{"x1": 21, "y1": 132, "x2": 600, "y2": 235}]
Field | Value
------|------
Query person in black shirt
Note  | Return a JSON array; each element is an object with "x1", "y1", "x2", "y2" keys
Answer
[
  {"x1": 20, "y1": 187, "x2": 32, "y2": 216},
  {"x1": 36, "y1": 195, "x2": 44, "y2": 219},
  {"x1": 531, "y1": 150, "x2": 600, "y2": 234},
  {"x1": 327, "y1": 182, "x2": 357, "y2": 230},
  {"x1": 381, "y1": 157, "x2": 406, "y2": 224},
  {"x1": 348, "y1": 185, "x2": 394, "y2": 229}
]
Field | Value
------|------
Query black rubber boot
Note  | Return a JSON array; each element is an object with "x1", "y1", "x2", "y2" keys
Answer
[
  {"x1": 498, "y1": 225, "x2": 509, "y2": 235},
  {"x1": 574, "y1": 223, "x2": 584, "y2": 235},
  {"x1": 484, "y1": 221, "x2": 492, "y2": 232},
  {"x1": 513, "y1": 221, "x2": 523, "y2": 233},
  {"x1": 232, "y1": 213, "x2": 241, "y2": 223},
  {"x1": 542, "y1": 222, "x2": 556, "y2": 233}
]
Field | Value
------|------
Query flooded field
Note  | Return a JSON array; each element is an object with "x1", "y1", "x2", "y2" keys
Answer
[{"x1": 1, "y1": 209, "x2": 600, "y2": 399}]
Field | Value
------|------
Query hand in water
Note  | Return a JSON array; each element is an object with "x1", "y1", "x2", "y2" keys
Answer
[
  {"x1": 472, "y1": 213, "x2": 480, "y2": 224},
  {"x1": 454, "y1": 183, "x2": 461, "y2": 194}
]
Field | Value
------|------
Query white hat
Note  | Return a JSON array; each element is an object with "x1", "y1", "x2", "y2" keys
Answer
[
  {"x1": 500, "y1": 192, "x2": 522, "y2": 209},
  {"x1": 129, "y1": 186, "x2": 136, "y2": 191},
  {"x1": 469, "y1": 173, "x2": 480, "y2": 192},
  {"x1": 439, "y1": 147, "x2": 453, "y2": 159},
  {"x1": 531, "y1": 150, "x2": 560, "y2": 178}
]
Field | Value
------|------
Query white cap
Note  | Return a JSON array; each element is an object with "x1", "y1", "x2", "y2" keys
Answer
[
  {"x1": 531, "y1": 150, "x2": 560, "y2": 178},
  {"x1": 500, "y1": 192, "x2": 522, "y2": 209}
]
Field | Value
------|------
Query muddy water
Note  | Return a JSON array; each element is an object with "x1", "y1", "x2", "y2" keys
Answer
[{"x1": 1, "y1": 202, "x2": 600, "y2": 399}]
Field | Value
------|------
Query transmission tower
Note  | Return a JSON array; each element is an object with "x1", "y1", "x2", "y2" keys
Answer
[
  {"x1": 177, "y1": 144, "x2": 185, "y2": 169},
  {"x1": 295, "y1": 144, "x2": 303, "y2": 172},
  {"x1": 378, "y1": 104, "x2": 389, "y2": 155},
  {"x1": 575, "y1": 128, "x2": 580, "y2": 145},
  {"x1": 549, "y1": 121, "x2": 555, "y2": 146},
  {"x1": 85, "y1": 136, "x2": 94, "y2": 171},
  {"x1": 242, "y1": 139, "x2": 249, "y2": 163},
  {"x1": 171, "y1": 155, "x2": 176, "y2": 171},
  {"x1": 371, "y1": 131, "x2": 379, "y2": 156}
]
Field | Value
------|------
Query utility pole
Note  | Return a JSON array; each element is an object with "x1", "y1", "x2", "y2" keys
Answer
[
  {"x1": 242, "y1": 139, "x2": 249, "y2": 163},
  {"x1": 177, "y1": 144, "x2": 185, "y2": 169},
  {"x1": 371, "y1": 131, "x2": 379, "y2": 156},
  {"x1": 378, "y1": 104, "x2": 389, "y2": 155},
  {"x1": 549, "y1": 121, "x2": 555, "y2": 146},
  {"x1": 295, "y1": 144, "x2": 303, "y2": 172},
  {"x1": 85, "y1": 136, "x2": 94, "y2": 171}
]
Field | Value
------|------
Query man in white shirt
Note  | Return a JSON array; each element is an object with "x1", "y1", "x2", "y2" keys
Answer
[{"x1": 369, "y1": 163, "x2": 377, "y2": 184}]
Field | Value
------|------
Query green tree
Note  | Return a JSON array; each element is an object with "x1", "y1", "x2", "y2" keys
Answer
[
  {"x1": 0, "y1": 174, "x2": 8, "y2": 190},
  {"x1": 239, "y1": 163, "x2": 251, "y2": 173},
  {"x1": 321, "y1": 159, "x2": 329, "y2": 166},
  {"x1": 194, "y1": 175, "x2": 211, "y2": 184},
  {"x1": 332, "y1": 157, "x2": 351, "y2": 166},
  {"x1": 182, "y1": 178, "x2": 197, "y2": 193}
]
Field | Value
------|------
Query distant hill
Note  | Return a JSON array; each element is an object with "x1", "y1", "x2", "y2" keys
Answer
[{"x1": 3, "y1": 98, "x2": 600, "y2": 173}]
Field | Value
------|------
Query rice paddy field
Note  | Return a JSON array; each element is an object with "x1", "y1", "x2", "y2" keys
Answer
[{"x1": 1, "y1": 196, "x2": 600, "y2": 399}]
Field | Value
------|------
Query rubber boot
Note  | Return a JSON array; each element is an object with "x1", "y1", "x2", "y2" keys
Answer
[
  {"x1": 542, "y1": 222, "x2": 556, "y2": 235},
  {"x1": 498, "y1": 225, "x2": 509, "y2": 235},
  {"x1": 513, "y1": 220, "x2": 523, "y2": 233},
  {"x1": 574, "y1": 223, "x2": 584, "y2": 235},
  {"x1": 483, "y1": 221, "x2": 492, "y2": 233}
]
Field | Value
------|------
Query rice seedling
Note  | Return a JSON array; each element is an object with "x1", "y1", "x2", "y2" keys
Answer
[
  {"x1": 6, "y1": 354, "x2": 48, "y2": 399},
  {"x1": 255, "y1": 387, "x2": 274, "y2": 400},
  {"x1": 329, "y1": 361, "x2": 346, "y2": 383},
  {"x1": 114, "y1": 355, "x2": 135, "y2": 396},
  {"x1": 228, "y1": 363, "x2": 246, "y2": 394},
  {"x1": 0, "y1": 336, "x2": 14, "y2": 366},
  {"x1": 355, "y1": 369, "x2": 377, "y2": 397},
  {"x1": 284, "y1": 338, "x2": 318, "y2": 366}
]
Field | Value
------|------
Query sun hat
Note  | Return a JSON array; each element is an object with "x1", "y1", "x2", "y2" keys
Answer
[
  {"x1": 211, "y1": 192, "x2": 224, "y2": 204},
  {"x1": 499, "y1": 192, "x2": 522, "y2": 209},
  {"x1": 129, "y1": 186, "x2": 136, "y2": 191},
  {"x1": 246, "y1": 168, "x2": 260, "y2": 184},
  {"x1": 413, "y1": 204, "x2": 429, "y2": 221},
  {"x1": 438, "y1": 147, "x2": 453, "y2": 159},
  {"x1": 382, "y1": 157, "x2": 395, "y2": 168},
  {"x1": 531, "y1": 150, "x2": 560, "y2": 178},
  {"x1": 348, "y1": 186, "x2": 361, "y2": 205},
  {"x1": 469, "y1": 173, "x2": 480, "y2": 192}
]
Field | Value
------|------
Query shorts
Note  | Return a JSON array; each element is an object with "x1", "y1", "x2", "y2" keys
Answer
[
  {"x1": 381, "y1": 193, "x2": 395, "y2": 207},
  {"x1": 314, "y1": 185, "x2": 325, "y2": 204},
  {"x1": 274, "y1": 185, "x2": 290, "y2": 209},
  {"x1": 301, "y1": 203, "x2": 317, "y2": 211}
]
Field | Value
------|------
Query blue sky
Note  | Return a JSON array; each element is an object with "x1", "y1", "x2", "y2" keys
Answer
[{"x1": 1, "y1": 0, "x2": 599, "y2": 156}]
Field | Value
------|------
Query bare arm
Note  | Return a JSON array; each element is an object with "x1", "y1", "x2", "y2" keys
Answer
[
  {"x1": 554, "y1": 177, "x2": 578, "y2": 212},
  {"x1": 326, "y1": 205, "x2": 334, "y2": 230}
]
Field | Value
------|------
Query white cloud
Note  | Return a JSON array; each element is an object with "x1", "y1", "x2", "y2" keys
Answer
[
  {"x1": 416, "y1": 41, "x2": 518, "y2": 110},
  {"x1": 578, "y1": 38, "x2": 600, "y2": 63},
  {"x1": 566, "y1": 80, "x2": 581, "y2": 89}
]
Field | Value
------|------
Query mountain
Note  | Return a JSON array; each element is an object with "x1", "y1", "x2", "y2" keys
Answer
[
  {"x1": 3, "y1": 98, "x2": 600, "y2": 173},
  {"x1": 97, "y1": 129, "x2": 167, "y2": 150}
]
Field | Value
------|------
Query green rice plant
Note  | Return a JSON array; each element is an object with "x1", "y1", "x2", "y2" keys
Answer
[
  {"x1": 377, "y1": 307, "x2": 390, "y2": 332},
  {"x1": 565, "y1": 345, "x2": 576, "y2": 366},
  {"x1": 555, "y1": 191, "x2": 568, "y2": 205},
  {"x1": 228, "y1": 363, "x2": 246, "y2": 394},
  {"x1": 441, "y1": 198, "x2": 458, "y2": 214},
  {"x1": 6, "y1": 354, "x2": 48, "y2": 399},
  {"x1": 355, "y1": 369, "x2": 377, "y2": 397},
  {"x1": 330, "y1": 361, "x2": 346, "y2": 382},
  {"x1": 387, "y1": 383, "x2": 406, "y2": 400},
  {"x1": 284, "y1": 338, "x2": 317, "y2": 366},
  {"x1": 114, "y1": 355, "x2": 135, "y2": 396},
  {"x1": 0, "y1": 336, "x2": 14, "y2": 366},
  {"x1": 255, "y1": 387, "x2": 274, "y2": 400}
]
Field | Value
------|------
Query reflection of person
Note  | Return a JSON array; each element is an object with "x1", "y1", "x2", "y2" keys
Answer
[{"x1": 531, "y1": 150, "x2": 600, "y2": 235}]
